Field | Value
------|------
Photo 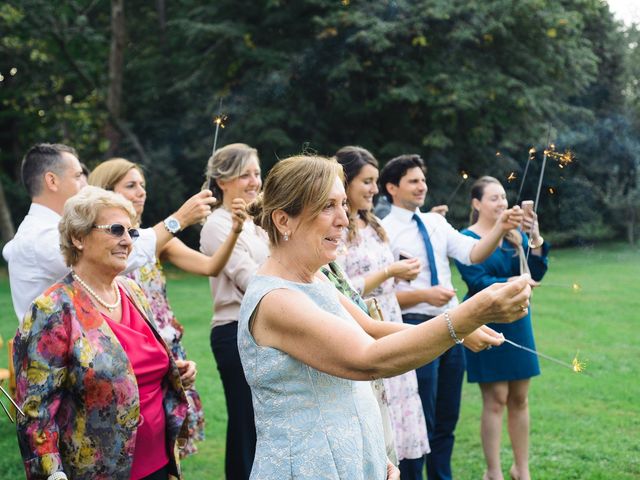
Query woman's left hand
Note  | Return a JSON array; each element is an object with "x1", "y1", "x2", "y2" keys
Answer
[
  {"x1": 522, "y1": 210, "x2": 541, "y2": 241},
  {"x1": 176, "y1": 359, "x2": 197, "y2": 390},
  {"x1": 463, "y1": 325, "x2": 505, "y2": 353},
  {"x1": 386, "y1": 459, "x2": 400, "y2": 480},
  {"x1": 231, "y1": 197, "x2": 248, "y2": 234}
]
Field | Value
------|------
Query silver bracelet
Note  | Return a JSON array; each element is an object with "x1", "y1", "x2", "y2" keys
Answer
[
  {"x1": 47, "y1": 472, "x2": 68, "y2": 480},
  {"x1": 444, "y1": 310, "x2": 464, "y2": 344}
]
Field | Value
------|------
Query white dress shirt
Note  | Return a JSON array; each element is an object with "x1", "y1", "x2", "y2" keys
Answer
[
  {"x1": 381, "y1": 205, "x2": 478, "y2": 316},
  {"x1": 3, "y1": 203, "x2": 157, "y2": 324}
]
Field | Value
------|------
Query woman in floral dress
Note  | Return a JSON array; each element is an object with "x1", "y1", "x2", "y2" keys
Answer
[
  {"x1": 335, "y1": 146, "x2": 431, "y2": 472},
  {"x1": 90, "y1": 158, "x2": 246, "y2": 456}
]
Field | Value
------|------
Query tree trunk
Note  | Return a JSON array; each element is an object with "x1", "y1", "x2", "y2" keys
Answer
[
  {"x1": 0, "y1": 180, "x2": 15, "y2": 242},
  {"x1": 105, "y1": 0, "x2": 126, "y2": 157}
]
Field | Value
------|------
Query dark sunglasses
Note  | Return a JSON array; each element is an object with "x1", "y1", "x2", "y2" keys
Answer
[{"x1": 93, "y1": 223, "x2": 139, "y2": 241}]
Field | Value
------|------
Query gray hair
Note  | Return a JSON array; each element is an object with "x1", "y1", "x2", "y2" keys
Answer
[
  {"x1": 59, "y1": 186, "x2": 137, "y2": 266},
  {"x1": 21, "y1": 143, "x2": 78, "y2": 197}
]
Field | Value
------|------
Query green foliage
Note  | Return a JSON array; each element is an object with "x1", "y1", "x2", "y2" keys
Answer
[{"x1": 1, "y1": 0, "x2": 639, "y2": 244}]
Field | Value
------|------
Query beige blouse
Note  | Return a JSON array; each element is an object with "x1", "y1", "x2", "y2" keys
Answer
[{"x1": 200, "y1": 207, "x2": 270, "y2": 328}]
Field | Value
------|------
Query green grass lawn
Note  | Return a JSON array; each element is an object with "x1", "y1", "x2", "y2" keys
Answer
[{"x1": 1, "y1": 243, "x2": 639, "y2": 479}]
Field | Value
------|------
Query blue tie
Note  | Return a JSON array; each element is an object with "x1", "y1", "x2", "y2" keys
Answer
[{"x1": 412, "y1": 213, "x2": 439, "y2": 286}]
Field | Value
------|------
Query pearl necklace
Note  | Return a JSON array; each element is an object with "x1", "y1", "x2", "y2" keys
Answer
[{"x1": 71, "y1": 271, "x2": 121, "y2": 312}]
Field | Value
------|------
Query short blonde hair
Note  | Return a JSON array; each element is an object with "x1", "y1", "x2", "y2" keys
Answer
[
  {"x1": 247, "y1": 155, "x2": 344, "y2": 246},
  {"x1": 59, "y1": 186, "x2": 137, "y2": 266},
  {"x1": 88, "y1": 158, "x2": 144, "y2": 191}
]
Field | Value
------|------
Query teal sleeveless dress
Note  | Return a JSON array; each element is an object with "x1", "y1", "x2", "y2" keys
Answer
[{"x1": 238, "y1": 275, "x2": 387, "y2": 479}]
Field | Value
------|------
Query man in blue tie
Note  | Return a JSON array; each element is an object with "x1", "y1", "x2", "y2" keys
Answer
[{"x1": 380, "y1": 154, "x2": 523, "y2": 480}]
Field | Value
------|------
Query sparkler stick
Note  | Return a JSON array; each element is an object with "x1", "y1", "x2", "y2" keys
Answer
[
  {"x1": 515, "y1": 147, "x2": 536, "y2": 204},
  {"x1": 211, "y1": 98, "x2": 226, "y2": 156},
  {"x1": 206, "y1": 99, "x2": 228, "y2": 192},
  {"x1": 0, "y1": 384, "x2": 25, "y2": 423},
  {"x1": 445, "y1": 171, "x2": 469, "y2": 205},
  {"x1": 503, "y1": 339, "x2": 585, "y2": 373},
  {"x1": 538, "y1": 282, "x2": 582, "y2": 292}
]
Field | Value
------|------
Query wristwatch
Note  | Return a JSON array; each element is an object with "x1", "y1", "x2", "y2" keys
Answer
[{"x1": 163, "y1": 216, "x2": 182, "y2": 235}]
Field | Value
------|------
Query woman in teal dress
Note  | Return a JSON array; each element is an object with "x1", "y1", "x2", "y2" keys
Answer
[
  {"x1": 455, "y1": 176, "x2": 549, "y2": 480},
  {"x1": 238, "y1": 157, "x2": 533, "y2": 479}
]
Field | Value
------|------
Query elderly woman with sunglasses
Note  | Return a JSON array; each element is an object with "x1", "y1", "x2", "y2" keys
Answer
[{"x1": 14, "y1": 186, "x2": 191, "y2": 480}]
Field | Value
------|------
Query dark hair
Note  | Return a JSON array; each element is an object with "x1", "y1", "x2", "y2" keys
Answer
[
  {"x1": 335, "y1": 146, "x2": 387, "y2": 243},
  {"x1": 21, "y1": 143, "x2": 78, "y2": 197},
  {"x1": 469, "y1": 176, "x2": 521, "y2": 248},
  {"x1": 378, "y1": 154, "x2": 426, "y2": 203}
]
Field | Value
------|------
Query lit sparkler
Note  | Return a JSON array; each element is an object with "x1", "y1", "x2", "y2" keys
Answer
[
  {"x1": 206, "y1": 99, "x2": 228, "y2": 192},
  {"x1": 211, "y1": 113, "x2": 227, "y2": 156},
  {"x1": 572, "y1": 351, "x2": 586, "y2": 372},
  {"x1": 539, "y1": 282, "x2": 582, "y2": 292},
  {"x1": 445, "y1": 171, "x2": 469, "y2": 205},
  {"x1": 515, "y1": 147, "x2": 537, "y2": 204},
  {"x1": 507, "y1": 171, "x2": 517, "y2": 183},
  {"x1": 503, "y1": 338, "x2": 585, "y2": 373}
]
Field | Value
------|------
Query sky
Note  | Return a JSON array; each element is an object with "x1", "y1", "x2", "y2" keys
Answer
[{"x1": 607, "y1": 0, "x2": 640, "y2": 25}]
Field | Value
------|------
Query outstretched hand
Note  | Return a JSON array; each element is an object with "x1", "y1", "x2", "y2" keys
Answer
[
  {"x1": 464, "y1": 325, "x2": 505, "y2": 352},
  {"x1": 470, "y1": 274, "x2": 532, "y2": 325},
  {"x1": 497, "y1": 205, "x2": 524, "y2": 233},
  {"x1": 174, "y1": 190, "x2": 217, "y2": 228}
]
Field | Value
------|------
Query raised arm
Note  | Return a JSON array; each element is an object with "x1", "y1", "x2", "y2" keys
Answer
[
  {"x1": 161, "y1": 198, "x2": 247, "y2": 277},
  {"x1": 152, "y1": 189, "x2": 217, "y2": 256},
  {"x1": 251, "y1": 277, "x2": 531, "y2": 381},
  {"x1": 469, "y1": 207, "x2": 524, "y2": 264}
]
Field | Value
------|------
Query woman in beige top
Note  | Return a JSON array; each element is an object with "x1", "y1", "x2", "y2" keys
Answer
[{"x1": 200, "y1": 143, "x2": 270, "y2": 480}]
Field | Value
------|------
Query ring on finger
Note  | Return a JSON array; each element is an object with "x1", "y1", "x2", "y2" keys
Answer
[{"x1": 519, "y1": 304, "x2": 528, "y2": 312}]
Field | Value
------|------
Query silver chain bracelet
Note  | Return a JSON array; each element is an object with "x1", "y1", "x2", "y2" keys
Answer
[{"x1": 444, "y1": 310, "x2": 464, "y2": 344}]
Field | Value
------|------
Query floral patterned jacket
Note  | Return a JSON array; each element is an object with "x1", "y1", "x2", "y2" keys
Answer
[{"x1": 13, "y1": 272, "x2": 189, "y2": 480}]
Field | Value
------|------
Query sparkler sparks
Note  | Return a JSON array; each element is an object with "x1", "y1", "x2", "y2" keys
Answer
[
  {"x1": 539, "y1": 282, "x2": 582, "y2": 292},
  {"x1": 503, "y1": 339, "x2": 585, "y2": 373},
  {"x1": 544, "y1": 144, "x2": 574, "y2": 168},
  {"x1": 213, "y1": 114, "x2": 227, "y2": 129},
  {"x1": 507, "y1": 171, "x2": 517, "y2": 182},
  {"x1": 572, "y1": 352, "x2": 586, "y2": 373}
]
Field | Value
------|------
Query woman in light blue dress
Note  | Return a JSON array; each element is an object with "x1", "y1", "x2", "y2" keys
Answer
[{"x1": 238, "y1": 156, "x2": 534, "y2": 479}]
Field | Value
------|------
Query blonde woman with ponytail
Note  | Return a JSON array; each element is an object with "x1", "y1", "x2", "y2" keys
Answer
[{"x1": 455, "y1": 176, "x2": 549, "y2": 480}]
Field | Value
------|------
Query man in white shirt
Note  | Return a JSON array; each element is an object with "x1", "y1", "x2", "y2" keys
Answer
[
  {"x1": 3, "y1": 143, "x2": 214, "y2": 323},
  {"x1": 380, "y1": 154, "x2": 522, "y2": 480}
]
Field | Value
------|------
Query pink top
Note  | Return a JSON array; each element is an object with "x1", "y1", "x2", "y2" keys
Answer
[{"x1": 104, "y1": 288, "x2": 170, "y2": 479}]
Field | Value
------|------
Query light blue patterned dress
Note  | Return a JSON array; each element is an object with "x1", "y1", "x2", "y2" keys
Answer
[{"x1": 238, "y1": 275, "x2": 387, "y2": 479}]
